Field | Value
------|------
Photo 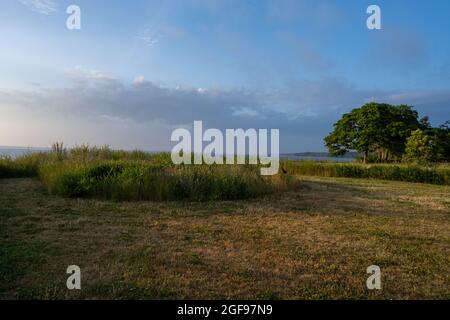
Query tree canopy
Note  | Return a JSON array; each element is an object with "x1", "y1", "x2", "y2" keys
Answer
[{"x1": 324, "y1": 102, "x2": 448, "y2": 163}]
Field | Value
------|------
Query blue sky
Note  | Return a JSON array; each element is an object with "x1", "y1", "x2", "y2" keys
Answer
[{"x1": 1, "y1": 0, "x2": 449, "y2": 151}]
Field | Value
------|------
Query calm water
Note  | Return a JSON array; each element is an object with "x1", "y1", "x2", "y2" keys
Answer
[{"x1": 0, "y1": 147, "x2": 50, "y2": 158}]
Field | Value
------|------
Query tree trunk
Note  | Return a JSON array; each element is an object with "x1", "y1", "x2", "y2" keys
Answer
[{"x1": 363, "y1": 151, "x2": 368, "y2": 164}]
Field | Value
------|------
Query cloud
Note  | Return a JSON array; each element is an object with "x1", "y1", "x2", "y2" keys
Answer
[
  {"x1": 64, "y1": 67, "x2": 122, "y2": 90},
  {"x1": 19, "y1": 0, "x2": 57, "y2": 15},
  {"x1": 1, "y1": 69, "x2": 449, "y2": 151},
  {"x1": 133, "y1": 76, "x2": 147, "y2": 86},
  {"x1": 385, "y1": 90, "x2": 450, "y2": 124},
  {"x1": 0, "y1": 71, "x2": 441, "y2": 125}
]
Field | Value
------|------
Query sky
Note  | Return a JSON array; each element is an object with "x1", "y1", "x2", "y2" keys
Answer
[{"x1": 0, "y1": 0, "x2": 449, "y2": 152}]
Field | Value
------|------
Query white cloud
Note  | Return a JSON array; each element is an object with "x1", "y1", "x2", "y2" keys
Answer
[
  {"x1": 133, "y1": 76, "x2": 147, "y2": 86},
  {"x1": 19, "y1": 0, "x2": 57, "y2": 15},
  {"x1": 64, "y1": 67, "x2": 121, "y2": 89}
]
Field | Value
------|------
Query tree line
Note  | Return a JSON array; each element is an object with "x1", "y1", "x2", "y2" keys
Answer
[{"x1": 324, "y1": 102, "x2": 450, "y2": 164}]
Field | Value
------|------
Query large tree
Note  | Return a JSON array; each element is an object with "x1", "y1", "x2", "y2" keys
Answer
[{"x1": 324, "y1": 102, "x2": 421, "y2": 163}]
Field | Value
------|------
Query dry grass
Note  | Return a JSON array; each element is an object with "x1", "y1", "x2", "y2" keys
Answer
[{"x1": 0, "y1": 176, "x2": 449, "y2": 299}]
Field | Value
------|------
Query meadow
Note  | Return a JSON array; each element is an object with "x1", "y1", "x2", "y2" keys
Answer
[{"x1": 0, "y1": 147, "x2": 449, "y2": 299}]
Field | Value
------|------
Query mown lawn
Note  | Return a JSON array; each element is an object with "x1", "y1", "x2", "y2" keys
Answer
[{"x1": 0, "y1": 176, "x2": 449, "y2": 299}]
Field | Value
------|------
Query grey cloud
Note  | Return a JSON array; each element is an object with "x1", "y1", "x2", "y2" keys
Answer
[
  {"x1": 1, "y1": 73, "x2": 449, "y2": 151},
  {"x1": 386, "y1": 90, "x2": 450, "y2": 125}
]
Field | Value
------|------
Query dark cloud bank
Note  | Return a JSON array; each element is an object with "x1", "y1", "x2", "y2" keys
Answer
[{"x1": 1, "y1": 72, "x2": 449, "y2": 152}]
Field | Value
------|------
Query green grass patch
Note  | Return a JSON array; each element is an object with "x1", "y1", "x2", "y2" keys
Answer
[{"x1": 282, "y1": 161, "x2": 450, "y2": 185}]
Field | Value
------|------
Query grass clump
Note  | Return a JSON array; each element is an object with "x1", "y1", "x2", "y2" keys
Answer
[
  {"x1": 38, "y1": 161, "x2": 298, "y2": 201},
  {"x1": 1, "y1": 145, "x2": 298, "y2": 201},
  {"x1": 282, "y1": 161, "x2": 450, "y2": 185}
]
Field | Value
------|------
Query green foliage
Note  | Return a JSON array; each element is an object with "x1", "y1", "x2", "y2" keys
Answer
[
  {"x1": 433, "y1": 121, "x2": 450, "y2": 162},
  {"x1": 403, "y1": 129, "x2": 438, "y2": 164},
  {"x1": 282, "y1": 161, "x2": 450, "y2": 185},
  {"x1": 0, "y1": 154, "x2": 41, "y2": 178},
  {"x1": 324, "y1": 102, "x2": 421, "y2": 162}
]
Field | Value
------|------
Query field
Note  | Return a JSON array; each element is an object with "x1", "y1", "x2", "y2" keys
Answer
[{"x1": 1, "y1": 174, "x2": 449, "y2": 299}]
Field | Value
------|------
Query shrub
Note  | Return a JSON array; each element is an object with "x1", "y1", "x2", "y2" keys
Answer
[{"x1": 403, "y1": 129, "x2": 438, "y2": 164}]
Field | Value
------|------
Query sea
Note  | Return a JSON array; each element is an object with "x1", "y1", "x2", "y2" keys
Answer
[{"x1": 0, "y1": 147, "x2": 50, "y2": 158}]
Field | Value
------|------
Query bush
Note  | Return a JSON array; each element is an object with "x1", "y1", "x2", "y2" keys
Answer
[{"x1": 403, "y1": 129, "x2": 438, "y2": 164}]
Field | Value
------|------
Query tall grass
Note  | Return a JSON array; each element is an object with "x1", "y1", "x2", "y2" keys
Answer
[
  {"x1": 281, "y1": 161, "x2": 450, "y2": 185},
  {"x1": 0, "y1": 154, "x2": 41, "y2": 178},
  {"x1": 1, "y1": 146, "x2": 173, "y2": 176},
  {"x1": 0, "y1": 145, "x2": 298, "y2": 201},
  {"x1": 38, "y1": 161, "x2": 298, "y2": 201}
]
